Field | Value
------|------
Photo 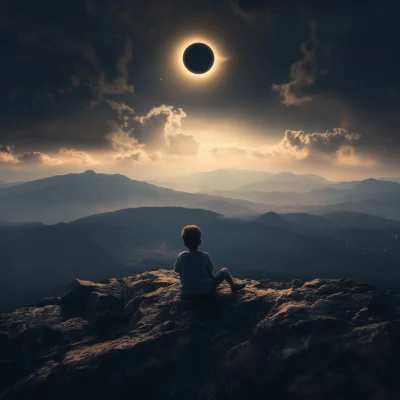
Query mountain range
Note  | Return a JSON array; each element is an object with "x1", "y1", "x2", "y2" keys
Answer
[
  {"x1": 236, "y1": 171, "x2": 330, "y2": 192},
  {"x1": 1, "y1": 206, "x2": 400, "y2": 312},
  {"x1": 0, "y1": 170, "x2": 267, "y2": 224},
  {"x1": 2, "y1": 169, "x2": 400, "y2": 312},
  {"x1": 150, "y1": 168, "x2": 273, "y2": 192},
  {"x1": 2, "y1": 170, "x2": 400, "y2": 224},
  {"x1": 151, "y1": 169, "x2": 332, "y2": 192},
  {"x1": 210, "y1": 179, "x2": 400, "y2": 220}
]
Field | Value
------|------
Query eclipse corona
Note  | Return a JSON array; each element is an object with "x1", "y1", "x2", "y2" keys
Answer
[{"x1": 183, "y1": 43, "x2": 215, "y2": 74}]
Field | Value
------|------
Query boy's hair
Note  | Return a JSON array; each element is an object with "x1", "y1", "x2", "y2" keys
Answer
[{"x1": 181, "y1": 225, "x2": 201, "y2": 250}]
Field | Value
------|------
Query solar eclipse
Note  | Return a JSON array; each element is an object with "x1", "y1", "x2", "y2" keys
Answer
[
  {"x1": 174, "y1": 36, "x2": 226, "y2": 83},
  {"x1": 183, "y1": 43, "x2": 215, "y2": 74}
]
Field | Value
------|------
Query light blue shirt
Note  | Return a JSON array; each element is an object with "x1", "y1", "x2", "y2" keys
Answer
[{"x1": 174, "y1": 250, "x2": 214, "y2": 295}]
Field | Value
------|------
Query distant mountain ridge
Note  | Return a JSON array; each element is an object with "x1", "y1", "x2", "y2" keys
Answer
[
  {"x1": 0, "y1": 180, "x2": 21, "y2": 188},
  {"x1": 255, "y1": 210, "x2": 400, "y2": 232},
  {"x1": 237, "y1": 172, "x2": 330, "y2": 193},
  {"x1": 209, "y1": 178, "x2": 400, "y2": 220},
  {"x1": 2, "y1": 170, "x2": 399, "y2": 223},
  {"x1": 0, "y1": 170, "x2": 266, "y2": 223},
  {"x1": 379, "y1": 176, "x2": 400, "y2": 183},
  {"x1": 150, "y1": 168, "x2": 274, "y2": 192},
  {"x1": 151, "y1": 169, "x2": 332, "y2": 193}
]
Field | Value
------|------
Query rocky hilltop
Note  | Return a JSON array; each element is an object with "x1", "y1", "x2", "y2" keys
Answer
[{"x1": 1, "y1": 270, "x2": 399, "y2": 399}]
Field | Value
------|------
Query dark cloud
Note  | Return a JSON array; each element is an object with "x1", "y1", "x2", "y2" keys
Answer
[
  {"x1": 228, "y1": 0, "x2": 279, "y2": 29},
  {"x1": 70, "y1": 39, "x2": 134, "y2": 97},
  {"x1": 272, "y1": 21, "x2": 330, "y2": 105},
  {"x1": 0, "y1": 0, "x2": 135, "y2": 97},
  {"x1": 0, "y1": 0, "x2": 138, "y2": 154},
  {"x1": 235, "y1": 0, "x2": 279, "y2": 13},
  {"x1": 0, "y1": 0, "x2": 399, "y2": 177}
]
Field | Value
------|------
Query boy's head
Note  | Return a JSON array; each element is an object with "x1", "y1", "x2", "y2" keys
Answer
[{"x1": 181, "y1": 225, "x2": 201, "y2": 251}]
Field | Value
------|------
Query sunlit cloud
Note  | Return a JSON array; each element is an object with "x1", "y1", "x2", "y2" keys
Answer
[
  {"x1": 0, "y1": 145, "x2": 18, "y2": 164},
  {"x1": 135, "y1": 105, "x2": 187, "y2": 138},
  {"x1": 280, "y1": 128, "x2": 361, "y2": 156},
  {"x1": 0, "y1": 145, "x2": 62, "y2": 165},
  {"x1": 1, "y1": 144, "x2": 99, "y2": 167},
  {"x1": 59, "y1": 148, "x2": 98, "y2": 165},
  {"x1": 106, "y1": 130, "x2": 146, "y2": 162},
  {"x1": 17, "y1": 152, "x2": 62, "y2": 165},
  {"x1": 107, "y1": 103, "x2": 200, "y2": 158},
  {"x1": 0, "y1": 103, "x2": 380, "y2": 182},
  {"x1": 208, "y1": 128, "x2": 373, "y2": 168},
  {"x1": 106, "y1": 100, "x2": 135, "y2": 117}
]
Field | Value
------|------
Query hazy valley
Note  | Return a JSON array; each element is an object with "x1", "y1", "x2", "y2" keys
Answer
[{"x1": 1, "y1": 169, "x2": 400, "y2": 312}]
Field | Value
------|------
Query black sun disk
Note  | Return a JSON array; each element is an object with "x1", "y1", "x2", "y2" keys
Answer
[{"x1": 183, "y1": 43, "x2": 215, "y2": 74}]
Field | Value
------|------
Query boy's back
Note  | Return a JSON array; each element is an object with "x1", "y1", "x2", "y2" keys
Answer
[
  {"x1": 174, "y1": 225, "x2": 246, "y2": 295},
  {"x1": 174, "y1": 250, "x2": 214, "y2": 295}
]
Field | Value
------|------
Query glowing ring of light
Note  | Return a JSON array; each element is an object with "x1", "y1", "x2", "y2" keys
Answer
[
  {"x1": 174, "y1": 35, "x2": 226, "y2": 82},
  {"x1": 183, "y1": 43, "x2": 215, "y2": 74}
]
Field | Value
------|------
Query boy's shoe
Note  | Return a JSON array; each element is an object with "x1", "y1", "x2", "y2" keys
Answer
[{"x1": 231, "y1": 283, "x2": 246, "y2": 292}]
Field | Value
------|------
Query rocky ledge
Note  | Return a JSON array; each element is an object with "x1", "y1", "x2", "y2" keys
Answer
[{"x1": 1, "y1": 269, "x2": 400, "y2": 399}]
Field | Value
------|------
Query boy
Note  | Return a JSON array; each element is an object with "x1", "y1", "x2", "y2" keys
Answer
[{"x1": 174, "y1": 225, "x2": 246, "y2": 296}]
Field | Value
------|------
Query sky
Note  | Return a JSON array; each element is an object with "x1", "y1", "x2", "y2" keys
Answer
[{"x1": 0, "y1": 0, "x2": 399, "y2": 182}]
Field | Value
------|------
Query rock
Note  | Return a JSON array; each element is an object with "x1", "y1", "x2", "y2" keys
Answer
[
  {"x1": 0, "y1": 269, "x2": 399, "y2": 400},
  {"x1": 35, "y1": 297, "x2": 61, "y2": 307},
  {"x1": 61, "y1": 278, "x2": 123, "y2": 321}
]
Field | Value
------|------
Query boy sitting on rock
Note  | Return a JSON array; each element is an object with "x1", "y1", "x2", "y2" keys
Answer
[{"x1": 174, "y1": 225, "x2": 246, "y2": 296}]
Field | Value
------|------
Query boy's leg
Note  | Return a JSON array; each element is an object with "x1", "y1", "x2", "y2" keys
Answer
[
  {"x1": 212, "y1": 268, "x2": 246, "y2": 292},
  {"x1": 220, "y1": 267, "x2": 235, "y2": 287},
  {"x1": 211, "y1": 269, "x2": 227, "y2": 291}
]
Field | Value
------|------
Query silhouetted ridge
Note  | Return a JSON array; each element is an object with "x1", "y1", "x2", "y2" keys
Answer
[
  {"x1": 1, "y1": 269, "x2": 399, "y2": 399},
  {"x1": 2, "y1": 205, "x2": 400, "y2": 312},
  {"x1": 323, "y1": 211, "x2": 400, "y2": 229},
  {"x1": 256, "y1": 212, "x2": 289, "y2": 227},
  {"x1": 280, "y1": 213, "x2": 335, "y2": 230},
  {"x1": 356, "y1": 178, "x2": 400, "y2": 192}
]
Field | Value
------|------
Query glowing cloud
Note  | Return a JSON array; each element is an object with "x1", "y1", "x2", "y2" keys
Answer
[{"x1": 59, "y1": 148, "x2": 98, "y2": 165}]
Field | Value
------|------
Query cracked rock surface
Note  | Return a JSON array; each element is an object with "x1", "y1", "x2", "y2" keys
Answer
[{"x1": 1, "y1": 269, "x2": 399, "y2": 399}]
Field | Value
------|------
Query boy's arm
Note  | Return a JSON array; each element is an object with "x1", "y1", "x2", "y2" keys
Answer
[
  {"x1": 173, "y1": 255, "x2": 181, "y2": 273},
  {"x1": 205, "y1": 254, "x2": 215, "y2": 277}
]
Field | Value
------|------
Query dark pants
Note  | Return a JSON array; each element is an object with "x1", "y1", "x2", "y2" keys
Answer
[{"x1": 211, "y1": 269, "x2": 226, "y2": 291}]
